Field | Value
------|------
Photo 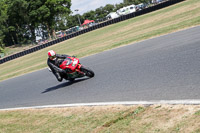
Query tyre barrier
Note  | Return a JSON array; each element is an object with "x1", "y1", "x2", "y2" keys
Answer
[
  {"x1": 77, "y1": 31, "x2": 81, "y2": 36},
  {"x1": 0, "y1": 0, "x2": 184, "y2": 64}
]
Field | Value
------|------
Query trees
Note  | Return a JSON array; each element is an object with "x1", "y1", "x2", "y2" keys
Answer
[
  {"x1": 27, "y1": 0, "x2": 43, "y2": 42},
  {"x1": 0, "y1": 0, "x2": 71, "y2": 50},
  {"x1": 0, "y1": 0, "x2": 8, "y2": 52},
  {"x1": 6, "y1": 0, "x2": 29, "y2": 45},
  {"x1": 82, "y1": 11, "x2": 96, "y2": 21},
  {"x1": 38, "y1": 0, "x2": 71, "y2": 39},
  {"x1": 0, "y1": 29, "x2": 5, "y2": 53},
  {"x1": 66, "y1": 14, "x2": 83, "y2": 28},
  {"x1": 103, "y1": 4, "x2": 115, "y2": 14}
]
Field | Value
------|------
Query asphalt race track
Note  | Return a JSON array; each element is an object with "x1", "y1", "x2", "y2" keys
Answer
[{"x1": 0, "y1": 26, "x2": 200, "y2": 109}]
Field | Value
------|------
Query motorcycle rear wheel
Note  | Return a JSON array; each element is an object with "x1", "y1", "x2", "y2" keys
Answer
[{"x1": 80, "y1": 66, "x2": 95, "y2": 78}]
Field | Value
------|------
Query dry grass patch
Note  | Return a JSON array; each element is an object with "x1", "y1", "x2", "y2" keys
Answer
[{"x1": 0, "y1": 105, "x2": 200, "y2": 132}]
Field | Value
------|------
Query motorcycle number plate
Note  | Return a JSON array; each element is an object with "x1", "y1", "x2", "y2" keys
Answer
[{"x1": 72, "y1": 59, "x2": 78, "y2": 66}]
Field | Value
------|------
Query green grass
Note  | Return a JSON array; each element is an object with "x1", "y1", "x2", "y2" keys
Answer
[
  {"x1": 195, "y1": 110, "x2": 200, "y2": 115},
  {"x1": 0, "y1": 0, "x2": 200, "y2": 81}
]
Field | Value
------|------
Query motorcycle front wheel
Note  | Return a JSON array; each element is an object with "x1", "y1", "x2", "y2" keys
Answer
[{"x1": 80, "y1": 66, "x2": 95, "y2": 78}]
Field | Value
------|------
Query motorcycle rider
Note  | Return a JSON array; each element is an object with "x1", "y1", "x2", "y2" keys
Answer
[{"x1": 47, "y1": 50, "x2": 70, "y2": 82}]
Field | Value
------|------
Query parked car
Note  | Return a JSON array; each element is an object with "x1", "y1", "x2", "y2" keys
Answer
[
  {"x1": 106, "y1": 12, "x2": 120, "y2": 19},
  {"x1": 90, "y1": 22, "x2": 98, "y2": 27},
  {"x1": 56, "y1": 31, "x2": 64, "y2": 38},
  {"x1": 116, "y1": 4, "x2": 136, "y2": 16},
  {"x1": 65, "y1": 26, "x2": 79, "y2": 35},
  {"x1": 152, "y1": 0, "x2": 164, "y2": 4},
  {"x1": 37, "y1": 39, "x2": 48, "y2": 45},
  {"x1": 136, "y1": 3, "x2": 147, "y2": 11}
]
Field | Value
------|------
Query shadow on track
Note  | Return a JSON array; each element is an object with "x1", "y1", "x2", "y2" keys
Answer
[{"x1": 42, "y1": 78, "x2": 89, "y2": 94}]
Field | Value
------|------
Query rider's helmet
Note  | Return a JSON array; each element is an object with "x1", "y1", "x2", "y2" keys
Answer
[{"x1": 48, "y1": 50, "x2": 56, "y2": 60}]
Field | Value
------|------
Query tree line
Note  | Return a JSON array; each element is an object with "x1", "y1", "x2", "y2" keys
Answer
[{"x1": 0, "y1": 0, "x2": 149, "y2": 53}]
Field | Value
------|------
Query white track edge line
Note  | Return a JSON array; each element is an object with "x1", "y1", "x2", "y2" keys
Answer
[{"x1": 1, "y1": 100, "x2": 200, "y2": 111}]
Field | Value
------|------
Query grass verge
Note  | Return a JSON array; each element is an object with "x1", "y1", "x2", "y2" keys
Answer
[
  {"x1": 0, "y1": 0, "x2": 200, "y2": 81},
  {"x1": 0, "y1": 105, "x2": 200, "y2": 132}
]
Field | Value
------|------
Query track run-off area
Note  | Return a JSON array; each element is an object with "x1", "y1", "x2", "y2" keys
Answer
[{"x1": 0, "y1": 26, "x2": 200, "y2": 110}]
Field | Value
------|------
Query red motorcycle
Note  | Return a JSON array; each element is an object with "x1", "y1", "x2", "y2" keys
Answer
[{"x1": 58, "y1": 56, "x2": 94, "y2": 81}]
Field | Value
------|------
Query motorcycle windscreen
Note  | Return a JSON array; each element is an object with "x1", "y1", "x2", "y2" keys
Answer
[{"x1": 59, "y1": 58, "x2": 72, "y2": 69}]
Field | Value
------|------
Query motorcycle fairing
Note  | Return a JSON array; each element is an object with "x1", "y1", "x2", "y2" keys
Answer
[{"x1": 59, "y1": 57, "x2": 79, "y2": 71}]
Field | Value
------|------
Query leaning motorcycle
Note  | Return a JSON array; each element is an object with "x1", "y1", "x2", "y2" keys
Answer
[{"x1": 50, "y1": 56, "x2": 95, "y2": 82}]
